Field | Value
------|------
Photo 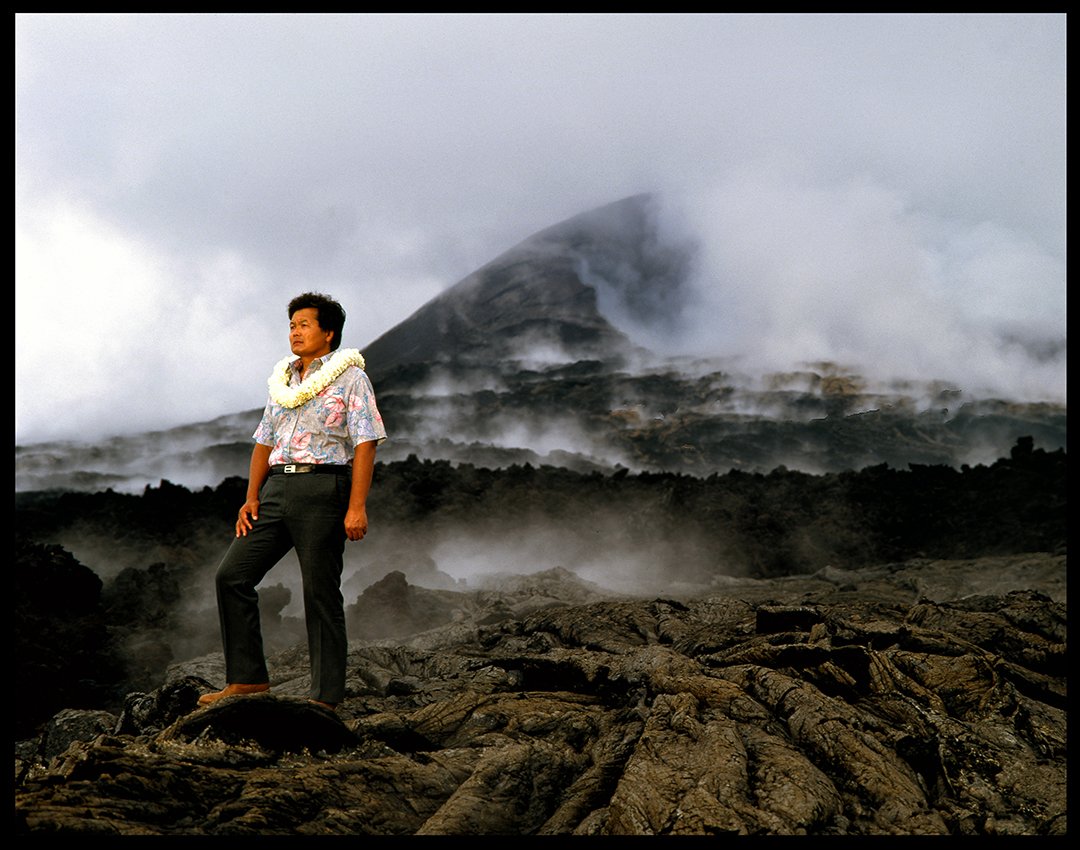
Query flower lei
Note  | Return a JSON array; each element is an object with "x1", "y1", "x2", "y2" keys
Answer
[{"x1": 267, "y1": 348, "x2": 366, "y2": 408}]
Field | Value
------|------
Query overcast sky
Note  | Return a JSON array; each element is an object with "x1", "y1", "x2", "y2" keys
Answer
[{"x1": 15, "y1": 13, "x2": 1066, "y2": 445}]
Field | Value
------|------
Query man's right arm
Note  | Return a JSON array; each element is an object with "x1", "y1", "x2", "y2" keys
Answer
[{"x1": 237, "y1": 443, "x2": 272, "y2": 537}]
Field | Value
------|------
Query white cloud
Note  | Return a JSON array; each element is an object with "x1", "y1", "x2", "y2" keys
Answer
[{"x1": 15, "y1": 13, "x2": 1067, "y2": 442}]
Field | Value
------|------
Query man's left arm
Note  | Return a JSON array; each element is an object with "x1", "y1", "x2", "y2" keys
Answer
[{"x1": 344, "y1": 440, "x2": 377, "y2": 541}]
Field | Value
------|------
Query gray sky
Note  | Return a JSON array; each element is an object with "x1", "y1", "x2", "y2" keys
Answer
[{"x1": 16, "y1": 13, "x2": 1066, "y2": 444}]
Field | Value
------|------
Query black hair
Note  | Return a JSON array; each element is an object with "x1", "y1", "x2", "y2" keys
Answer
[{"x1": 288, "y1": 292, "x2": 346, "y2": 351}]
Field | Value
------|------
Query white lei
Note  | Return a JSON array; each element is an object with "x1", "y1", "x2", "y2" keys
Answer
[{"x1": 267, "y1": 348, "x2": 366, "y2": 408}]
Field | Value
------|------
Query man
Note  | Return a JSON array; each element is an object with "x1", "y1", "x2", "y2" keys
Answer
[{"x1": 198, "y1": 292, "x2": 386, "y2": 710}]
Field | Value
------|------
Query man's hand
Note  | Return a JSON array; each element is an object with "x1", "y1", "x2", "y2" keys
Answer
[
  {"x1": 236, "y1": 499, "x2": 260, "y2": 537},
  {"x1": 346, "y1": 441, "x2": 376, "y2": 542},
  {"x1": 344, "y1": 506, "x2": 368, "y2": 541}
]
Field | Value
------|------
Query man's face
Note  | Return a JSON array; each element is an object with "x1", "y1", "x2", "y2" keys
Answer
[{"x1": 289, "y1": 307, "x2": 334, "y2": 360}]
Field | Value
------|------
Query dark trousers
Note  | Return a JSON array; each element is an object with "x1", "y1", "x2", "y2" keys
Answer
[{"x1": 214, "y1": 472, "x2": 350, "y2": 703}]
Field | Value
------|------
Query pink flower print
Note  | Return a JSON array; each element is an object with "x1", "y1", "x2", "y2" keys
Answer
[
  {"x1": 290, "y1": 431, "x2": 313, "y2": 461},
  {"x1": 324, "y1": 396, "x2": 346, "y2": 429}
]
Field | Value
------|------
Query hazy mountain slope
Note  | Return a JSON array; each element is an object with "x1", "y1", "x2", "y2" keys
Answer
[
  {"x1": 362, "y1": 193, "x2": 687, "y2": 381},
  {"x1": 13, "y1": 194, "x2": 1066, "y2": 494}
]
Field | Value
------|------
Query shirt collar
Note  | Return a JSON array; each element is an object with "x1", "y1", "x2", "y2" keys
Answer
[{"x1": 289, "y1": 351, "x2": 334, "y2": 378}]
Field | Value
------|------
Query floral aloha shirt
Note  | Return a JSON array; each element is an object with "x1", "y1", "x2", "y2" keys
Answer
[{"x1": 254, "y1": 353, "x2": 387, "y2": 466}]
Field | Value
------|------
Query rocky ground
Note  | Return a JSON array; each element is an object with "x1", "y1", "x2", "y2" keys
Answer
[{"x1": 16, "y1": 553, "x2": 1066, "y2": 836}]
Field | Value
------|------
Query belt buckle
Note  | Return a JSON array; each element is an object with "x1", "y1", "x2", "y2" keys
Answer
[{"x1": 283, "y1": 464, "x2": 296, "y2": 474}]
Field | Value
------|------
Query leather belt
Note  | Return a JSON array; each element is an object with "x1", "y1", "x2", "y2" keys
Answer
[{"x1": 269, "y1": 464, "x2": 351, "y2": 475}]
